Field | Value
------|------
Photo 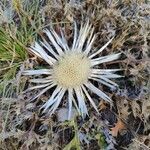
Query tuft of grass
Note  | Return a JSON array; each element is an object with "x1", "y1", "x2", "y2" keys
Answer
[
  {"x1": 0, "y1": 1, "x2": 43, "y2": 149},
  {"x1": 0, "y1": 0, "x2": 43, "y2": 96},
  {"x1": 0, "y1": 27, "x2": 27, "y2": 63}
]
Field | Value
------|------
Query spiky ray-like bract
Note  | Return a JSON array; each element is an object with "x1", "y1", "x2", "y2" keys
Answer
[{"x1": 23, "y1": 21, "x2": 122, "y2": 119}]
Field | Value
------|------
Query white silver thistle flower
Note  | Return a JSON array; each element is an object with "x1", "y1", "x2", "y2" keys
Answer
[{"x1": 23, "y1": 21, "x2": 122, "y2": 119}]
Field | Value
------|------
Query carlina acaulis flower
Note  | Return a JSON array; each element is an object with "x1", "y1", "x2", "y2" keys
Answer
[{"x1": 23, "y1": 21, "x2": 122, "y2": 119}]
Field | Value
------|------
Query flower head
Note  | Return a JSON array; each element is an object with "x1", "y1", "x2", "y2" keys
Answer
[{"x1": 23, "y1": 21, "x2": 122, "y2": 119}]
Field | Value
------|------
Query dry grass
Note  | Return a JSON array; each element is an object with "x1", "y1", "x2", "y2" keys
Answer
[{"x1": 0, "y1": 0, "x2": 150, "y2": 149}]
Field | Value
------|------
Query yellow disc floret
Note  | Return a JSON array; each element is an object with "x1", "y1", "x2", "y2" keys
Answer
[{"x1": 53, "y1": 52, "x2": 91, "y2": 88}]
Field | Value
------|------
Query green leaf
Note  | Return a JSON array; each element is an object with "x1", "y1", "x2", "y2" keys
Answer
[{"x1": 95, "y1": 133, "x2": 107, "y2": 149}]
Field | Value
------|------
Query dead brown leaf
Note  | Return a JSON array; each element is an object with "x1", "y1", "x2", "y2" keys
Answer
[{"x1": 110, "y1": 119, "x2": 126, "y2": 137}]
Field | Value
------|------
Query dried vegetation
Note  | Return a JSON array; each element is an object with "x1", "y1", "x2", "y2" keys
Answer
[{"x1": 0, "y1": 0, "x2": 150, "y2": 149}]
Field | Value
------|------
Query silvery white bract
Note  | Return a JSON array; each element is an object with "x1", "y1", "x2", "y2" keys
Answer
[{"x1": 23, "y1": 21, "x2": 122, "y2": 119}]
